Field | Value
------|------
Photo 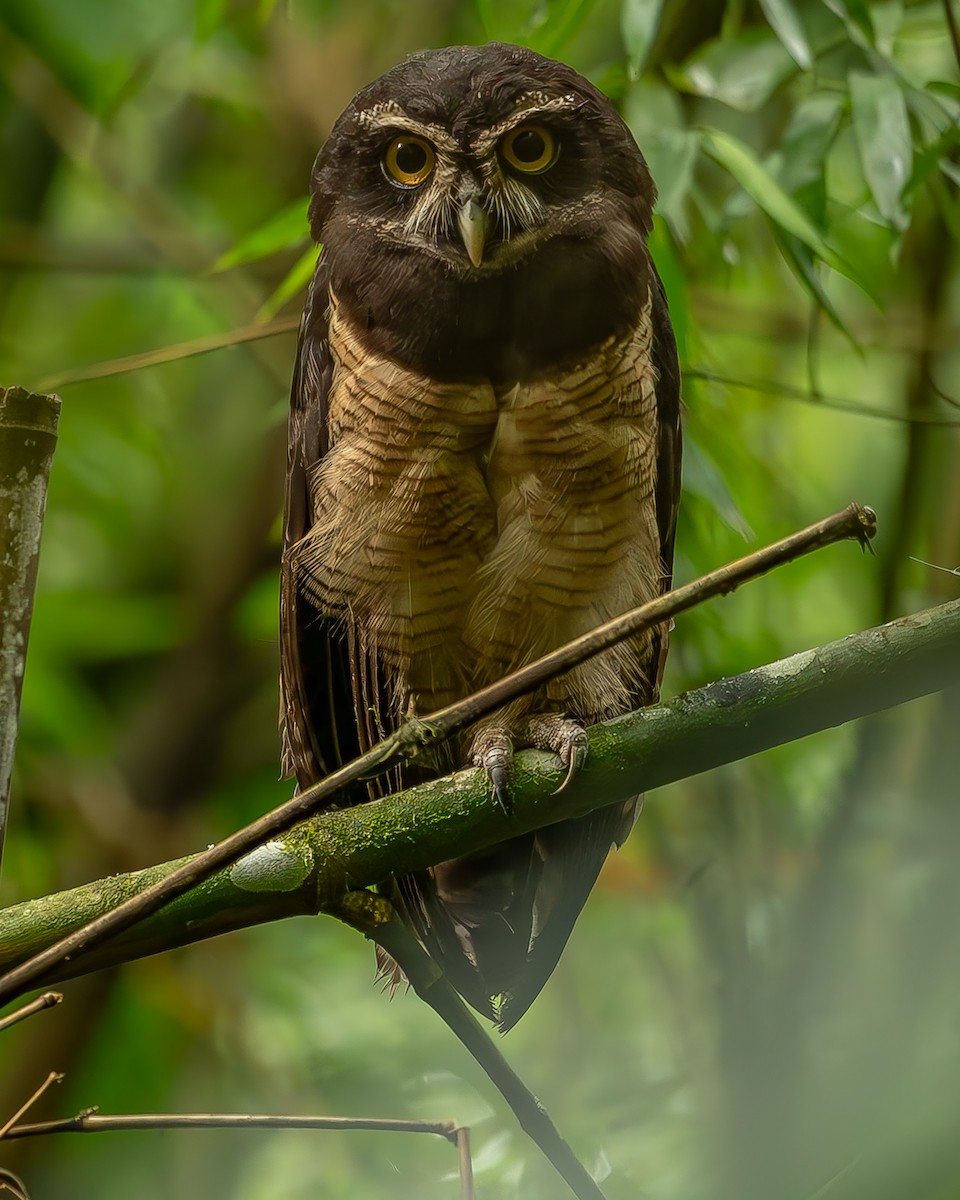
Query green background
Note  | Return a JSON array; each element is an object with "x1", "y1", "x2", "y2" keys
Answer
[{"x1": 1, "y1": 0, "x2": 959, "y2": 1196}]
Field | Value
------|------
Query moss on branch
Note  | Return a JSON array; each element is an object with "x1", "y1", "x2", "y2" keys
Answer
[{"x1": 1, "y1": 598, "x2": 957, "y2": 987}]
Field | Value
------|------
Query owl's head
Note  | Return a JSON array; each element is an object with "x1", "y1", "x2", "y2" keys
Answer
[{"x1": 309, "y1": 43, "x2": 655, "y2": 278}]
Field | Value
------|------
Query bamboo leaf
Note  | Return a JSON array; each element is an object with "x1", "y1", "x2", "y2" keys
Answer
[
  {"x1": 700, "y1": 128, "x2": 854, "y2": 281},
  {"x1": 849, "y1": 71, "x2": 912, "y2": 230},
  {"x1": 211, "y1": 198, "x2": 310, "y2": 273},
  {"x1": 621, "y1": 0, "x2": 665, "y2": 78},
  {"x1": 670, "y1": 29, "x2": 796, "y2": 111},
  {"x1": 758, "y1": 0, "x2": 813, "y2": 69},
  {"x1": 821, "y1": 0, "x2": 875, "y2": 44},
  {"x1": 257, "y1": 245, "x2": 321, "y2": 320}
]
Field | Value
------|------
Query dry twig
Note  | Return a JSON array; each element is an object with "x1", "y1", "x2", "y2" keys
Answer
[{"x1": 0, "y1": 993, "x2": 61, "y2": 1035}]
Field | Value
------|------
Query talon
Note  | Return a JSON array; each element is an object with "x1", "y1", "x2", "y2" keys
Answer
[
  {"x1": 490, "y1": 765, "x2": 513, "y2": 814},
  {"x1": 471, "y1": 727, "x2": 515, "y2": 816},
  {"x1": 554, "y1": 734, "x2": 589, "y2": 794}
]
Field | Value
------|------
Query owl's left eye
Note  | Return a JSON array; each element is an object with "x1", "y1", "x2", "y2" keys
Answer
[
  {"x1": 383, "y1": 135, "x2": 436, "y2": 187},
  {"x1": 499, "y1": 124, "x2": 558, "y2": 174}
]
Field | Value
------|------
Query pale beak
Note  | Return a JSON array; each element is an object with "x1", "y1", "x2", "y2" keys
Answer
[{"x1": 457, "y1": 196, "x2": 489, "y2": 268}]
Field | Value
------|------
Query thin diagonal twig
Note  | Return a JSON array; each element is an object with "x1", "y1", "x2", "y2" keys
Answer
[
  {"x1": 3, "y1": 1110, "x2": 457, "y2": 1140},
  {"x1": 2, "y1": 1109, "x2": 474, "y2": 1200},
  {"x1": 34, "y1": 317, "x2": 299, "y2": 393},
  {"x1": 0, "y1": 1073, "x2": 63, "y2": 1140},
  {"x1": 0, "y1": 992, "x2": 61, "y2": 1035}
]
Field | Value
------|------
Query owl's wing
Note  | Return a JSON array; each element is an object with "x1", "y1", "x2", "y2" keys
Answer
[
  {"x1": 397, "y1": 265, "x2": 683, "y2": 1030},
  {"x1": 280, "y1": 259, "x2": 358, "y2": 791},
  {"x1": 282, "y1": 260, "x2": 420, "y2": 801}
]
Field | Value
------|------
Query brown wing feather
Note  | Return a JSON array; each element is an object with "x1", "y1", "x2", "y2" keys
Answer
[
  {"x1": 281, "y1": 259, "x2": 365, "y2": 792},
  {"x1": 280, "y1": 260, "x2": 448, "y2": 800}
]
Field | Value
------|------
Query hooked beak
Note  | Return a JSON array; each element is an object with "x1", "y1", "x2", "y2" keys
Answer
[{"x1": 457, "y1": 195, "x2": 489, "y2": 268}]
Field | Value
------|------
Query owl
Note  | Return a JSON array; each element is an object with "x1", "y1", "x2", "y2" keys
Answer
[{"x1": 281, "y1": 43, "x2": 681, "y2": 1030}]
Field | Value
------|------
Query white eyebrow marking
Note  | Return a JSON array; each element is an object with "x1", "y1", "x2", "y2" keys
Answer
[
  {"x1": 357, "y1": 102, "x2": 460, "y2": 154},
  {"x1": 471, "y1": 93, "x2": 580, "y2": 153}
]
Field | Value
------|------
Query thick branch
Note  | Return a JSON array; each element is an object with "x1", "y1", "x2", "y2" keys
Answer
[
  {"x1": 0, "y1": 387, "x2": 60, "y2": 873},
  {"x1": 0, "y1": 597, "x2": 956, "y2": 988},
  {"x1": 0, "y1": 503, "x2": 875, "y2": 1004}
]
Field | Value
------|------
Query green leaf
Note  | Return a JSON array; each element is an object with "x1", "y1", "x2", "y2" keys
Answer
[
  {"x1": 849, "y1": 71, "x2": 912, "y2": 229},
  {"x1": 211, "y1": 198, "x2": 311, "y2": 273},
  {"x1": 773, "y1": 94, "x2": 844, "y2": 194},
  {"x1": 530, "y1": 0, "x2": 606, "y2": 57},
  {"x1": 820, "y1": 0, "x2": 875, "y2": 45},
  {"x1": 668, "y1": 29, "x2": 797, "y2": 112},
  {"x1": 621, "y1": 0, "x2": 665, "y2": 78},
  {"x1": 773, "y1": 231, "x2": 858, "y2": 348},
  {"x1": 257, "y1": 245, "x2": 321, "y2": 320},
  {"x1": 682, "y1": 434, "x2": 753, "y2": 540},
  {"x1": 904, "y1": 118, "x2": 960, "y2": 197},
  {"x1": 700, "y1": 128, "x2": 853, "y2": 280},
  {"x1": 646, "y1": 130, "x2": 701, "y2": 242},
  {"x1": 758, "y1": 0, "x2": 813, "y2": 69},
  {"x1": 649, "y1": 217, "x2": 689, "y2": 362},
  {"x1": 194, "y1": 0, "x2": 228, "y2": 41}
]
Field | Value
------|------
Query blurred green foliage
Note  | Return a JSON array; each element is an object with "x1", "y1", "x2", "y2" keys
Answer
[{"x1": 1, "y1": 0, "x2": 959, "y2": 1197}]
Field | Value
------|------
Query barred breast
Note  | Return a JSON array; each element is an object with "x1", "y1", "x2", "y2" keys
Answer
[
  {"x1": 296, "y1": 292, "x2": 498, "y2": 713},
  {"x1": 297, "y1": 289, "x2": 661, "y2": 726},
  {"x1": 465, "y1": 293, "x2": 662, "y2": 719}
]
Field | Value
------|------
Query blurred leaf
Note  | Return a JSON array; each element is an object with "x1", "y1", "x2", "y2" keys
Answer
[
  {"x1": 701, "y1": 128, "x2": 856, "y2": 283},
  {"x1": 766, "y1": 93, "x2": 844, "y2": 228},
  {"x1": 669, "y1": 29, "x2": 797, "y2": 111},
  {"x1": 472, "y1": 0, "x2": 603, "y2": 54},
  {"x1": 941, "y1": 159, "x2": 960, "y2": 188},
  {"x1": 774, "y1": 94, "x2": 845, "y2": 192},
  {"x1": 774, "y1": 230, "x2": 859, "y2": 347},
  {"x1": 758, "y1": 0, "x2": 813, "y2": 69},
  {"x1": 871, "y1": 0, "x2": 904, "y2": 55},
  {"x1": 621, "y1": 0, "x2": 665, "y2": 78},
  {"x1": 849, "y1": 71, "x2": 912, "y2": 230},
  {"x1": 211, "y1": 198, "x2": 311, "y2": 273},
  {"x1": 682, "y1": 433, "x2": 754, "y2": 540},
  {"x1": 534, "y1": 0, "x2": 605, "y2": 56},
  {"x1": 904, "y1": 118, "x2": 960, "y2": 197},
  {"x1": 646, "y1": 130, "x2": 701, "y2": 242},
  {"x1": 194, "y1": 0, "x2": 228, "y2": 41},
  {"x1": 821, "y1": 0, "x2": 875, "y2": 45},
  {"x1": 649, "y1": 217, "x2": 689, "y2": 362},
  {"x1": 257, "y1": 245, "x2": 321, "y2": 320}
]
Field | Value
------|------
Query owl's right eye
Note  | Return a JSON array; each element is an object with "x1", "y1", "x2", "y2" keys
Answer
[{"x1": 383, "y1": 136, "x2": 436, "y2": 187}]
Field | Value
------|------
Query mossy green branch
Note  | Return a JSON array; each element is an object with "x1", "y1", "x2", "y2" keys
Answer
[{"x1": 0, "y1": 597, "x2": 957, "y2": 988}]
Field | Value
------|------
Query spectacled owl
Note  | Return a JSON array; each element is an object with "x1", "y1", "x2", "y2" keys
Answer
[{"x1": 280, "y1": 43, "x2": 682, "y2": 1030}]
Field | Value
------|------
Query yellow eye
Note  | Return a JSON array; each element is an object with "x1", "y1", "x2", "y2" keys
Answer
[
  {"x1": 383, "y1": 135, "x2": 436, "y2": 187},
  {"x1": 500, "y1": 124, "x2": 558, "y2": 174}
]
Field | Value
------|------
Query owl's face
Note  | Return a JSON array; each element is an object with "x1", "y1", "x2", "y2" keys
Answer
[
  {"x1": 309, "y1": 44, "x2": 657, "y2": 379},
  {"x1": 310, "y1": 44, "x2": 654, "y2": 278}
]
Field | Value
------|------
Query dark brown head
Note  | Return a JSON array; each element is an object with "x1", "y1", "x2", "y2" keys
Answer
[{"x1": 309, "y1": 44, "x2": 658, "y2": 379}]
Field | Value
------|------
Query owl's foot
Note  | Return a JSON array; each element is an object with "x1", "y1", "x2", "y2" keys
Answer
[
  {"x1": 471, "y1": 726, "x2": 514, "y2": 814},
  {"x1": 527, "y1": 713, "x2": 590, "y2": 793},
  {"x1": 471, "y1": 714, "x2": 590, "y2": 813}
]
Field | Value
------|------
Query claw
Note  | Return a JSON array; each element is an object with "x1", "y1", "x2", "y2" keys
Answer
[
  {"x1": 471, "y1": 727, "x2": 515, "y2": 816},
  {"x1": 554, "y1": 734, "x2": 589, "y2": 794},
  {"x1": 489, "y1": 765, "x2": 513, "y2": 814},
  {"x1": 526, "y1": 713, "x2": 590, "y2": 795}
]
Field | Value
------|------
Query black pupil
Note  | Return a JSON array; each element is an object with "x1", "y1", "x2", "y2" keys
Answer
[
  {"x1": 395, "y1": 140, "x2": 427, "y2": 175},
  {"x1": 512, "y1": 129, "x2": 546, "y2": 163}
]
